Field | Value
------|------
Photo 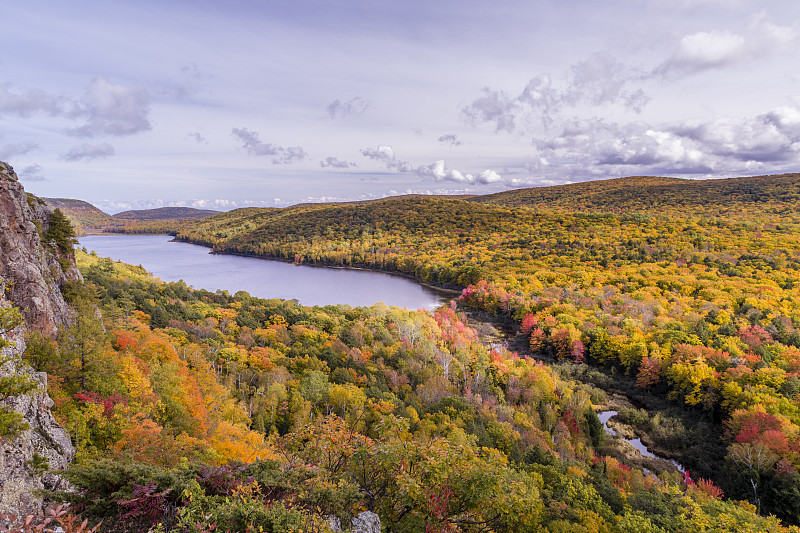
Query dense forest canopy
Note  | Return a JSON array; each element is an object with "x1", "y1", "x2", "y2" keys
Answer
[{"x1": 9, "y1": 173, "x2": 800, "y2": 532}]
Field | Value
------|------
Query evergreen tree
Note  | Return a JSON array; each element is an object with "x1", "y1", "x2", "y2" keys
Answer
[{"x1": 44, "y1": 208, "x2": 77, "y2": 254}]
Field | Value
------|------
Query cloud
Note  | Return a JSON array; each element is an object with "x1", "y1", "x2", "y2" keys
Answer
[
  {"x1": 461, "y1": 87, "x2": 518, "y2": 132},
  {"x1": 97, "y1": 197, "x2": 274, "y2": 213},
  {"x1": 657, "y1": 31, "x2": 746, "y2": 76},
  {"x1": 360, "y1": 145, "x2": 413, "y2": 172},
  {"x1": 231, "y1": 127, "x2": 309, "y2": 164},
  {"x1": 669, "y1": 106, "x2": 800, "y2": 164},
  {"x1": 0, "y1": 141, "x2": 39, "y2": 160},
  {"x1": 328, "y1": 97, "x2": 372, "y2": 119},
  {"x1": 61, "y1": 143, "x2": 115, "y2": 162},
  {"x1": 0, "y1": 84, "x2": 66, "y2": 117},
  {"x1": 656, "y1": 21, "x2": 797, "y2": 77},
  {"x1": 19, "y1": 164, "x2": 46, "y2": 182},
  {"x1": 523, "y1": 104, "x2": 800, "y2": 182},
  {"x1": 462, "y1": 53, "x2": 647, "y2": 132},
  {"x1": 437, "y1": 134, "x2": 462, "y2": 146},
  {"x1": 320, "y1": 156, "x2": 357, "y2": 168},
  {"x1": 69, "y1": 76, "x2": 151, "y2": 137},
  {"x1": 186, "y1": 132, "x2": 208, "y2": 143},
  {"x1": 417, "y1": 160, "x2": 503, "y2": 185}
]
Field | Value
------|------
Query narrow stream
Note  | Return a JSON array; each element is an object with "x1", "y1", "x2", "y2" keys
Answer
[{"x1": 598, "y1": 410, "x2": 685, "y2": 472}]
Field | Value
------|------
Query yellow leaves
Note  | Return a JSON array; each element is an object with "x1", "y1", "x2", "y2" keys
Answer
[
  {"x1": 206, "y1": 420, "x2": 273, "y2": 465},
  {"x1": 118, "y1": 354, "x2": 156, "y2": 407},
  {"x1": 666, "y1": 360, "x2": 717, "y2": 406}
]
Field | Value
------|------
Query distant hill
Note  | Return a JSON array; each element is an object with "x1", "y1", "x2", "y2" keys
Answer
[
  {"x1": 44, "y1": 198, "x2": 119, "y2": 231},
  {"x1": 113, "y1": 207, "x2": 220, "y2": 221},
  {"x1": 470, "y1": 173, "x2": 800, "y2": 214}
]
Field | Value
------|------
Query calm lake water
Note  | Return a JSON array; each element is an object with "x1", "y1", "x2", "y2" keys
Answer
[{"x1": 79, "y1": 235, "x2": 453, "y2": 309}]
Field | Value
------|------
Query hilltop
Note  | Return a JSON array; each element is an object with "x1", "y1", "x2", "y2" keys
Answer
[
  {"x1": 44, "y1": 197, "x2": 120, "y2": 231},
  {"x1": 43, "y1": 199, "x2": 221, "y2": 233},
  {"x1": 113, "y1": 206, "x2": 220, "y2": 220},
  {"x1": 471, "y1": 173, "x2": 800, "y2": 215}
]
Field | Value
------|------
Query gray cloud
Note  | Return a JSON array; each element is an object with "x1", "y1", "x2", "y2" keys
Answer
[
  {"x1": 523, "y1": 105, "x2": 800, "y2": 183},
  {"x1": 61, "y1": 142, "x2": 115, "y2": 162},
  {"x1": 328, "y1": 97, "x2": 372, "y2": 119},
  {"x1": 320, "y1": 156, "x2": 357, "y2": 168},
  {"x1": 462, "y1": 53, "x2": 648, "y2": 132},
  {"x1": 668, "y1": 106, "x2": 800, "y2": 163},
  {"x1": 69, "y1": 76, "x2": 151, "y2": 137},
  {"x1": 0, "y1": 84, "x2": 66, "y2": 117},
  {"x1": 232, "y1": 127, "x2": 309, "y2": 164},
  {"x1": 437, "y1": 134, "x2": 462, "y2": 146},
  {"x1": 0, "y1": 141, "x2": 39, "y2": 160},
  {"x1": 461, "y1": 87, "x2": 519, "y2": 132},
  {"x1": 19, "y1": 164, "x2": 46, "y2": 182},
  {"x1": 360, "y1": 145, "x2": 414, "y2": 172},
  {"x1": 186, "y1": 132, "x2": 208, "y2": 143}
]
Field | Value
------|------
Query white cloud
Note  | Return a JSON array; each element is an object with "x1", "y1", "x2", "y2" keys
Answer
[
  {"x1": 360, "y1": 145, "x2": 413, "y2": 172},
  {"x1": 478, "y1": 169, "x2": 502, "y2": 184},
  {"x1": 97, "y1": 197, "x2": 272, "y2": 213},
  {"x1": 658, "y1": 30, "x2": 746, "y2": 75},
  {"x1": 69, "y1": 76, "x2": 151, "y2": 137},
  {"x1": 417, "y1": 160, "x2": 502, "y2": 185},
  {"x1": 231, "y1": 127, "x2": 309, "y2": 164},
  {"x1": 656, "y1": 20, "x2": 797, "y2": 77},
  {"x1": 61, "y1": 142, "x2": 115, "y2": 162}
]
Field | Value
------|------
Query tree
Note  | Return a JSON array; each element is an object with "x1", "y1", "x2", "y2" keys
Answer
[
  {"x1": 43, "y1": 208, "x2": 77, "y2": 254},
  {"x1": 56, "y1": 299, "x2": 107, "y2": 393}
]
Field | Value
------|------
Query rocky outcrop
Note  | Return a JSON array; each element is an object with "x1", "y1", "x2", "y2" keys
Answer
[
  {"x1": 0, "y1": 161, "x2": 80, "y2": 337},
  {"x1": 0, "y1": 320, "x2": 74, "y2": 517},
  {"x1": 329, "y1": 511, "x2": 382, "y2": 533},
  {"x1": 0, "y1": 161, "x2": 78, "y2": 516}
]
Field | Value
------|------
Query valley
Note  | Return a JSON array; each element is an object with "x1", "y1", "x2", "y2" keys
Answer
[{"x1": 4, "y1": 169, "x2": 800, "y2": 531}]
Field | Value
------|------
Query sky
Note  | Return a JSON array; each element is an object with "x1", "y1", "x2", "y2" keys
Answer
[{"x1": 2, "y1": 0, "x2": 799, "y2": 213}]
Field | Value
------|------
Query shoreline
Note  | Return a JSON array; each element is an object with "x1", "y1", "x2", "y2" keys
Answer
[{"x1": 81, "y1": 231, "x2": 463, "y2": 301}]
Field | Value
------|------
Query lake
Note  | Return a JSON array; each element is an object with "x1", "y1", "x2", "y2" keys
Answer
[{"x1": 79, "y1": 234, "x2": 454, "y2": 309}]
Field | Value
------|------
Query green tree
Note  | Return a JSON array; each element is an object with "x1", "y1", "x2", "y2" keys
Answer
[{"x1": 43, "y1": 208, "x2": 77, "y2": 254}]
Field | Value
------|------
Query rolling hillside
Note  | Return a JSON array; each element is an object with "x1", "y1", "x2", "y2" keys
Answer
[
  {"x1": 471, "y1": 173, "x2": 800, "y2": 215},
  {"x1": 44, "y1": 197, "x2": 120, "y2": 231},
  {"x1": 113, "y1": 206, "x2": 220, "y2": 220}
]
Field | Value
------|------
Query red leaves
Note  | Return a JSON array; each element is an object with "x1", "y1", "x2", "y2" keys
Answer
[
  {"x1": 635, "y1": 357, "x2": 662, "y2": 389},
  {"x1": 73, "y1": 391, "x2": 126, "y2": 417}
]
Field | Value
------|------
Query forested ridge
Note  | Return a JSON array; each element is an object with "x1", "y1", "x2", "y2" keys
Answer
[
  {"x1": 7, "y1": 173, "x2": 800, "y2": 531},
  {"x1": 104, "y1": 173, "x2": 800, "y2": 529}
]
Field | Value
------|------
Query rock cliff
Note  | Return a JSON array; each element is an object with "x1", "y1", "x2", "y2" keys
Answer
[
  {"x1": 0, "y1": 161, "x2": 78, "y2": 517},
  {"x1": 0, "y1": 162, "x2": 80, "y2": 336}
]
